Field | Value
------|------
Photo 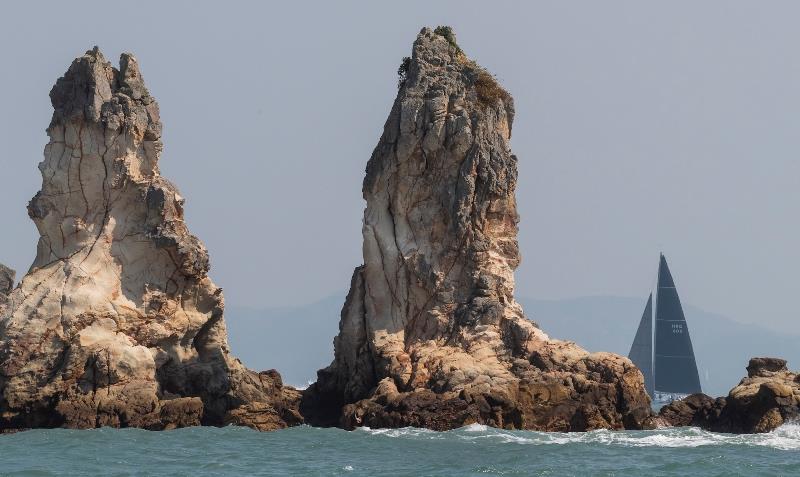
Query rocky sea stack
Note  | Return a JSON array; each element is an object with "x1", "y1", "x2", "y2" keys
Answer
[
  {"x1": 656, "y1": 357, "x2": 800, "y2": 433},
  {"x1": 303, "y1": 28, "x2": 652, "y2": 431},
  {"x1": 0, "y1": 48, "x2": 301, "y2": 431}
]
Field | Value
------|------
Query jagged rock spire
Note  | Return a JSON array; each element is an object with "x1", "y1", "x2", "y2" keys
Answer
[
  {"x1": 304, "y1": 28, "x2": 651, "y2": 431},
  {"x1": 0, "y1": 48, "x2": 300, "y2": 431}
]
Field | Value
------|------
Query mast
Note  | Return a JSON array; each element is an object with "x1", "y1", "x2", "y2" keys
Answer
[
  {"x1": 628, "y1": 293, "x2": 654, "y2": 397},
  {"x1": 653, "y1": 254, "x2": 702, "y2": 394}
]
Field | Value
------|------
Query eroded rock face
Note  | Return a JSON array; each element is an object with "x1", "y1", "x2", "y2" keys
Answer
[
  {"x1": 0, "y1": 48, "x2": 301, "y2": 431},
  {"x1": 655, "y1": 357, "x2": 800, "y2": 433},
  {"x1": 302, "y1": 28, "x2": 652, "y2": 431}
]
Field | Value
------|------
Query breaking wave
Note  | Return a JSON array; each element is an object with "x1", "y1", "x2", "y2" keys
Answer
[{"x1": 358, "y1": 421, "x2": 800, "y2": 450}]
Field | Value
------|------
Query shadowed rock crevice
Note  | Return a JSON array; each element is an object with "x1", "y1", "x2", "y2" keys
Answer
[
  {"x1": 302, "y1": 28, "x2": 652, "y2": 431},
  {"x1": 0, "y1": 48, "x2": 301, "y2": 432}
]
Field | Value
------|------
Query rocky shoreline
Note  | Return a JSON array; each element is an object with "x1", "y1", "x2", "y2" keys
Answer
[
  {"x1": 653, "y1": 357, "x2": 799, "y2": 433},
  {"x1": 0, "y1": 28, "x2": 793, "y2": 435}
]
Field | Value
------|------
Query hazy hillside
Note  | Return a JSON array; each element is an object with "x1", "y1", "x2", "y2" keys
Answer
[
  {"x1": 226, "y1": 296, "x2": 344, "y2": 388},
  {"x1": 226, "y1": 295, "x2": 799, "y2": 396},
  {"x1": 523, "y1": 296, "x2": 800, "y2": 396}
]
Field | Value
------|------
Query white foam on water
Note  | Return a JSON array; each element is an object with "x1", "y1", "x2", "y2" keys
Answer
[
  {"x1": 580, "y1": 423, "x2": 799, "y2": 449},
  {"x1": 289, "y1": 380, "x2": 314, "y2": 391},
  {"x1": 357, "y1": 422, "x2": 800, "y2": 450},
  {"x1": 357, "y1": 426, "x2": 442, "y2": 439},
  {"x1": 568, "y1": 424, "x2": 800, "y2": 449},
  {"x1": 578, "y1": 427, "x2": 722, "y2": 448},
  {"x1": 461, "y1": 423, "x2": 490, "y2": 433},
  {"x1": 750, "y1": 422, "x2": 800, "y2": 451},
  {"x1": 358, "y1": 422, "x2": 800, "y2": 450}
]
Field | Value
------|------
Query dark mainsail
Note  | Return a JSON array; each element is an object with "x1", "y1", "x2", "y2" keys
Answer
[
  {"x1": 628, "y1": 294, "x2": 655, "y2": 397},
  {"x1": 654, "y1": 254, "x2": 702, "y2": 394}
]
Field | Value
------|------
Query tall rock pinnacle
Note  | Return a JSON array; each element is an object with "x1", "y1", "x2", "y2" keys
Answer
[
  {"x1": 0, "y1": 48, "x2": 301, "y2": 431},
  {"x1": 304, "y1": 28, "x2": 652, "y2": 430}
]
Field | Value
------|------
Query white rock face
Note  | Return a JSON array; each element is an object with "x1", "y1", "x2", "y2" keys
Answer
[
  {"x1": 304, "y1": 28, "x2": 652, "y2": 431},
  {"x1": 0, "y1": 48, "x2": 300, "y2": 431}
]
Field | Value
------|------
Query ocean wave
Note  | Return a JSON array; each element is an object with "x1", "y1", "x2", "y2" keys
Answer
[
  {"x1": 3, "y1": 424, "x2": 795, "y2": 475},
  {"x1": 462, "y1": 423, "x2": 490, "y2": 433},
  {"x1": 357, "y1": 426, "x2": 443, "y2": 439},
  {"x1": 753, "y1": 421, "x2": 800, "y2": 450},
  {"x1": 356, "y1": 422, "x2": 800, "y2": 450}
]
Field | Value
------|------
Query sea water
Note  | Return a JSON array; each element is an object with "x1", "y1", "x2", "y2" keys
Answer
[{"x1": 0, "y1": 423, "x2": 798, "y2": 476}]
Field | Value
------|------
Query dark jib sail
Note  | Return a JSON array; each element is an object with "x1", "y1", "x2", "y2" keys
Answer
[
  {"x1": 654, "y1": 254, "x2": 702, "y2": 394},
  {"x1": 628, "y1": 294, "x2": 655, "y2": 397}
]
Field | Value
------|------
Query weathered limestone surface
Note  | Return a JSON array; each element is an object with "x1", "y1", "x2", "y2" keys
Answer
[
  {"x1": 655, "y1": 357, "x2": 800, "y2": 433},
  {"x1": 302, "y1": 28, "x2": 652, "y2": 431},
  {"x1": 0, "y1": 48, "x2": 301, "y2": 431}
]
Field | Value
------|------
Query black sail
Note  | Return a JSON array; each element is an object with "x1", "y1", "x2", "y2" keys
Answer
[
  {"x1": 628, "y1": 293, "x2": 654, "y2": 397},
  {"x1": 654, "y1": 254, "x2": 702, "y2": 394}
]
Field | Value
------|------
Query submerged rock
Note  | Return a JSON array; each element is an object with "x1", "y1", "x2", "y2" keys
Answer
[
  {"x1": 302, "y1": 28, "x2": 652, "y2": 431},
  {"x1": 0, "y1": 48, "x2": 301, "y2": 431},
  {"x1": 656, "y1": 357, "x2": 799, "y2": 433}
]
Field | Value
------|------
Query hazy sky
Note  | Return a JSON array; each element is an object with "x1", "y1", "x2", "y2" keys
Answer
[{"x1": 1, "y1": 1, "x2": 798, "y2": 333}]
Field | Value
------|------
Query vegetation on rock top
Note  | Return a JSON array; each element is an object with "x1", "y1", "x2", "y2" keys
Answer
[
  {"x1": 397, "y1": 56, "x2": 411, "y2": 89},
  {"x1": 434, "y1": 26, "x2": 463, "y2": 56},
  {"x1": 473, "y1": 69, "x2": 511, "y2": 107}
]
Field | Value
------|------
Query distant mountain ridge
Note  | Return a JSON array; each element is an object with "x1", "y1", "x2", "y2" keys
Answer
[
  {"x1": 226, "y1": 295, "x2": 799, "y2": 396},
  {"x1": 523, "y1": 296, "x2": 800, "y2": 396}
]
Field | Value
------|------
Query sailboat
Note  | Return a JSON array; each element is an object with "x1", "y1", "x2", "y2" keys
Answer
[{"x1": 628, "y1": 254, "x2": 702, "y2": 403}]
